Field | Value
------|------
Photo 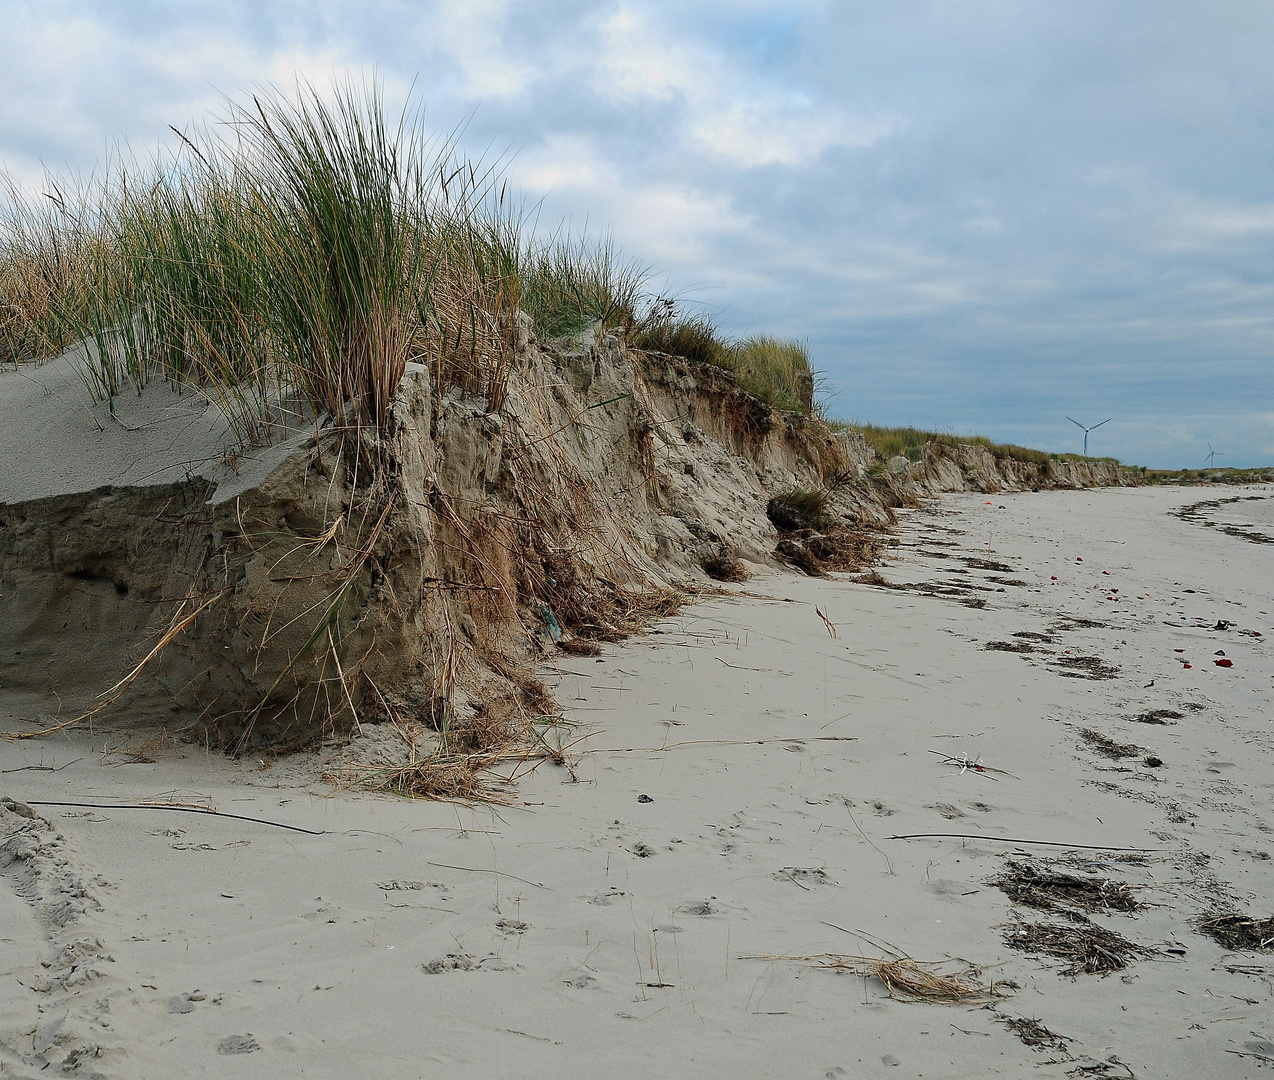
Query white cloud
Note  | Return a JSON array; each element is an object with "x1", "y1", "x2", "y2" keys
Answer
[{"x1": 590, "y1": 5, "x2": 898, "y2": 167}]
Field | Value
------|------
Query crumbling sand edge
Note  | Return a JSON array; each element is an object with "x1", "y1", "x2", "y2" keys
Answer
[{"x1": 0, "y1": 335, "x2": 1135, "y2": 749}]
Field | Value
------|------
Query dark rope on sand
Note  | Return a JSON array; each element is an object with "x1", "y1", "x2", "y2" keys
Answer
[
  {"x1": 885, "y1": 832, "x2": 1162, "y2": 852},
  {"x1": 22, "y1": 800, "x2": 326, "y2": 835}
]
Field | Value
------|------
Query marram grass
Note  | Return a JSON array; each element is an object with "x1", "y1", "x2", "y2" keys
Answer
[{"x1": 1, "y1": 79, "x2": 821, "y2": 436}]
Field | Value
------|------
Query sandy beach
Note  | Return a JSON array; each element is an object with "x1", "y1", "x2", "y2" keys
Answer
[{"x1": 3, "y1": 483, "x2": 1273, "y2": 1079}]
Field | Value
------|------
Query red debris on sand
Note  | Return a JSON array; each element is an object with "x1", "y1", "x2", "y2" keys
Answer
[
  {"x1": 1050, "y1": 576, "x2": 1058, "y2": 581},
  {"x1": 1215, "y1": 658, "x2": 1234, "y2": 668},
  {"x1": 1111, "y1": 588, "x2": 1118, "y2": 593},
  {"x1": 1102, "y1": 570, "x2": 1110, "y2": 575},
  {"x1": 1076, "y1": 557, "x2": 1083, "y2": 562},
  {"x1": 1183, "y1": 663, "x2": 1192, "y2": 669}
]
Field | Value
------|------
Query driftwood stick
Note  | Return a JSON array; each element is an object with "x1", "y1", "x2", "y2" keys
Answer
[
  {"x1": 884, "y1": 832, "x2": 1162, "y2": 852},
  {"x1": 23, "y1": 800, "x2": 326, "y2": 835}
]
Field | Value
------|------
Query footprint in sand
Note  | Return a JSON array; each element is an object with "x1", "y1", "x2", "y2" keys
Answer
[
  {"x1": 563, "y1": 972, "x2": 601, "y2": 990},
  {"x1": 678, "y1": 900, "x2": 717, "y2": 916},
  {"x1": 927, "y1": 802, "x2": 965, "y2": 820}
]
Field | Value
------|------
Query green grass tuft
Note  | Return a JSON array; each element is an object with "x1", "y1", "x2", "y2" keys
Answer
[
  {"x1": 0, "y1": 80, "x2": 824, "y2": 436},
  {"x1": 850, "y1": 425, "x2": 1055, "y2": 467}
]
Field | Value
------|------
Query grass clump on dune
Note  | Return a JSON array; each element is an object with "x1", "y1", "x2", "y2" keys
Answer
[
  {"x1": 0, "y1": 80, "x2": 824, "y2": 437},
  {"x1": 0, "y1": 82, "x2": 644, "y2": 440},
  {"x1": 850, "y1": 424, "x2": 1054, "y2": 467},
  {"x1": 632, "y1": 302, "x2": 816, "y2": 413}
]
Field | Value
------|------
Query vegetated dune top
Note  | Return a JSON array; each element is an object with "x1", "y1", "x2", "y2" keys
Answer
[{"x1": 0, "y1": 350, "x2": 313, "y2": 506}]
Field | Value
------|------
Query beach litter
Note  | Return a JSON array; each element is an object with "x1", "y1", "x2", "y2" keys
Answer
[{"x1": 927, "y1": 748, "x2": 1018, "y2": 780}]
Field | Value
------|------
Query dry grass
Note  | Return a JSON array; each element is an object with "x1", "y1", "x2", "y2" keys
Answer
[
  {"x1": 700, "y1": 547, "x2": 749, "y2": 582},
  {"x1": 753, "y1": 953, "x2": 1004, "y2": 1003},
  {"x1": 767, "y1": 488, "x2": 829, "y2": 531},
  {"x1": 631, "y1": 302, "x2": 817, "y2": 414},
  {"x1": 865, "y1": 958, "x2": 1000, "y2": 1002}
]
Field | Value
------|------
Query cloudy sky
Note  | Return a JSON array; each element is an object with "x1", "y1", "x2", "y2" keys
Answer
[{"x1": 4, "y1": 1, "x2": 1273, "y2": 467}]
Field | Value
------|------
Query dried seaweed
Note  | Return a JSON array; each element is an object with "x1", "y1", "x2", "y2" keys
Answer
[
  {"x1": 1131, "y1": 709, "x2": 1181, "y2": 725},
  {"x1": 1052, "y1": 657, "x2": 1120, "y2": 680},
  {"x1": 1003, "y1": 917, "x2": 1152, "y2": 975},
  {"x1": 1195, "y1": 913, "x2": 1274, "y2": 951},
  {"x1": 984, "y1": 640, "x2": 1038, "y2": 654},
  {"x1": 1079, "y1": 729, "x2": 1142, "y2": 759},
  {"x1": 998, "y1": 1014, "x2": 1070, "y2": 1051},
  {"x1": 963, "y1": 557, "x2": 1014, "y2": 572},
  {"x1": 991, "y1": 860, "x2": 1140, "y2": 914}
]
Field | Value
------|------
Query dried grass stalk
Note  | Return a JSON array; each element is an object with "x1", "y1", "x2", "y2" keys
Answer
[{"x1": 752, "y1": 953, "x2": 1003, "y2": 1004}]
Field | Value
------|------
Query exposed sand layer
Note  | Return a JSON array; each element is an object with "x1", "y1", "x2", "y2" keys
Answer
[{"x1": 3, "y1": 484, "x2": 1273, "y2": 1078}]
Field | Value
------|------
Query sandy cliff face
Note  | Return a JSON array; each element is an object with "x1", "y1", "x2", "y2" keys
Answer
[
  {"x1": 0, "y1": 337, "x2": 866, "y2": 743},
  {"x1": 0, "y1": 336, "x2": 1135, "y2": 744},
  {"x1": 908, "y1": 441, "x2": 1133, "y2": 495}
]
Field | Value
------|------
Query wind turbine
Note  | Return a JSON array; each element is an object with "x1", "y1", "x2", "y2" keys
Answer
[
  {"x1": 1066, "y1": 416, "x2": 1111, "y2": 457},
  {"x1": 1204, "y1": 441, "x2": 1225, "y2": 468}
]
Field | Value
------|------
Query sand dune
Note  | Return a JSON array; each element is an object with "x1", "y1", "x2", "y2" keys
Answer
[{"x1": 3, "y1": 484, "x2": 1273, "y2": 1078}]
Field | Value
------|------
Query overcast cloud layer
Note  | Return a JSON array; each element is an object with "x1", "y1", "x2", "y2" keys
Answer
[{"x1": 4, "y1": 1, "x2": 1272, "y2": 467}]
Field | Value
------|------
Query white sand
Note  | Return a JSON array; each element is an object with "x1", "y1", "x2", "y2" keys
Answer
[
  {"x1": 0, "y1": 350, "x2": 314, "y2": 506},
  {"x1": 4, "y1": 484, "x2": 1274, "y2": 1078}
]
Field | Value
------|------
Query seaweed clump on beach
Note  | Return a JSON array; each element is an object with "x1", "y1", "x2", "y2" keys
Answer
[
  {"x1": 1002, "y1": 917, "x2": 1152, "y2": 976},
  {"x1": 1078, "y1": 729, "x2": 1142, "y2": 759},
  {"x1": 997, "y1": 1015, "x2": 1069, "y2": 1051},
  {"x1": 990, "y1": 861, "x2": 1140, "y2": 915},
  {"x1": 1194, "y1": 913, "x2": 1274, "y2": 951}
]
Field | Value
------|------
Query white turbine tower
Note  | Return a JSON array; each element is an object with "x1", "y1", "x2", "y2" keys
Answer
[{"x1": 1066, "y1": 416, "x2": 1111, "y2": 458}]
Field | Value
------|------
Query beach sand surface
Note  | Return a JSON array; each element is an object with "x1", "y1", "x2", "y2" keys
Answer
[{"x1": 3, "y1": 485, "x2": 1273, "y2": 1079}]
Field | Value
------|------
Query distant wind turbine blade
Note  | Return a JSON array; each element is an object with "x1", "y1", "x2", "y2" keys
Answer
[
  {"x1": 1066, "y1": 417, "x2": 1085, "y2": 430},
  {"x1": 1091, "y1": 418, "x2": 1112, "y2": 430}
]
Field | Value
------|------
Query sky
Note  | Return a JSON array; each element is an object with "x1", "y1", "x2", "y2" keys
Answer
[{"x1": 3, "y1": 1, "x2": 1273, "y2": 467}]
